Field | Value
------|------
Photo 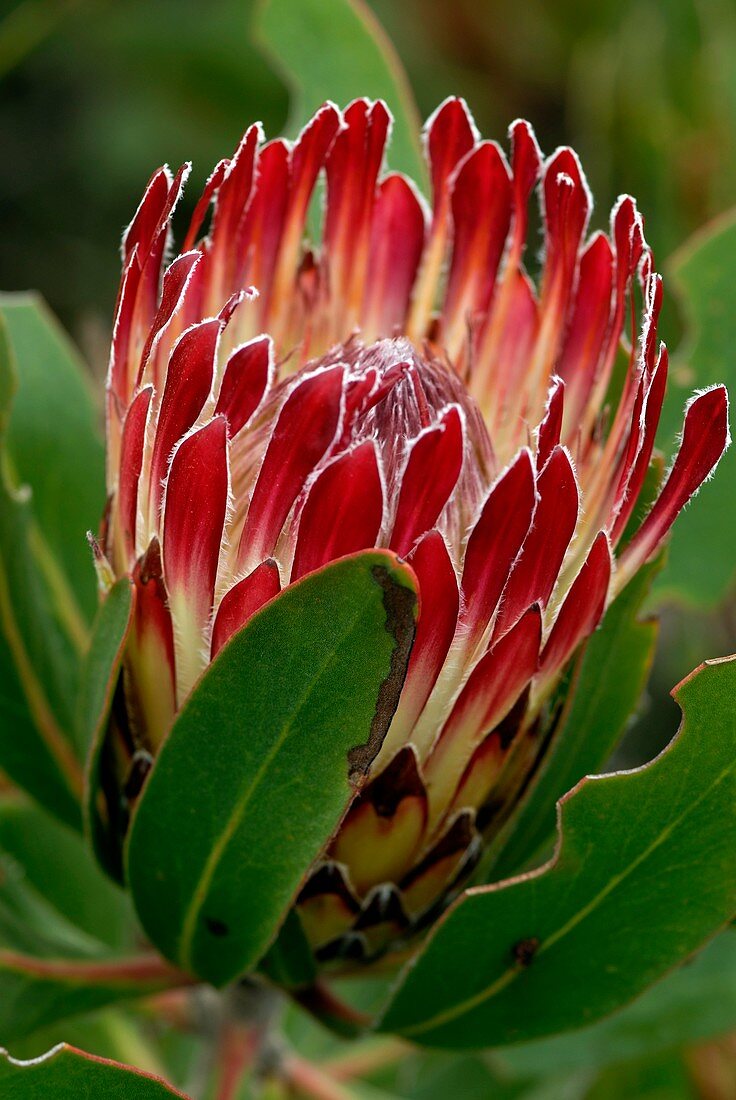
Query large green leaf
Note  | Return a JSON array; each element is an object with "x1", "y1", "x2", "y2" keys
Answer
[
  {"x1": 654, "y1": 210, "x2": 736, "y2": 607},
  {"x1": 127, "y1": 551, "x2": 417, "y2": 986},
  {"x1": 0, "y1": 293, "x2": 104, "y2": 624},
  {"x1": 0, "y1": 1045, "x2": 189, "y2": 1098},
  {"x1": 254, "y1": 0, "x2": 426, "y2": 186},
  {"x1": 486, "y1": 561, "x2": 659, "y2": 881},
  {"x1": 0, "y1": 312, "x2": 85, "y2": 827},
  {"x1": 378, "y1": 655, "x2": 736, "y2": 1048}
]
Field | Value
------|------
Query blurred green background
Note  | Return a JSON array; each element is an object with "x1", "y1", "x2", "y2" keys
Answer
[{"x1": 2, "y1": 1, "x2": 736, "y2": 1095}]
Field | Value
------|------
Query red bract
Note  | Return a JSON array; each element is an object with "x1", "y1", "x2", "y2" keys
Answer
[{"x1": 101, "y1": 99, "x2": 729, "y2": 966}]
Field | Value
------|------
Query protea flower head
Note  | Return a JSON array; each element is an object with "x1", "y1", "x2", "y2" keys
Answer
[{"x1": 98, "y1": 98, "x2": 728, "y2": 971}]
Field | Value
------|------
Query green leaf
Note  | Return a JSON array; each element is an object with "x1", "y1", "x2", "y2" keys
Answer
[
  {"x1": 0, "y1": 794, "x2": 134, "y2": 951},
  {"x1": 80, "y1": 578, "x2": 135, "y2": 882},
  {"x1": 0, "y1": 1045, "x2": 189, "y2": 1098},
  {"x1": 259, "y1": 907, "x2": 317, "y2": 990},
  {"x1": 0, "y1": 312, "x2": 84, "y2": 827},
  {"x1": 378, "y1": 655, "x2": 736, "y2": 1048},
  {"x1": 127, "y1": 551, "x2": 417, "y2": 986},
  {"x1": 494, "y1": 930, "x2": 736, "y2": 1078},
  {"x1": 0, "y1": 958, "x2": 181, "y2": 1046},
  {"x1": 0, "y1": 293, "x2": 104, "y2": 625},
  {"x1": 254, "y1": 0, "x2": 426, "y2": 186},
  {"x1": 485, "y1": 560, "x2": 659, "y2": 881},
  {"x1": 0, "y1": 860, "x2": 171, "y2": 1043},
  {"x1": 653, "y1": 210, "x2": 736, "y2": 607},
  {"x1": 0, "y1": 850, "x2": 103, "y2": 960}
]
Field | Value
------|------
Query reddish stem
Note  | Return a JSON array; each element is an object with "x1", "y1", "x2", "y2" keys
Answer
[
  {"x1": 213, "y1": 1023, "x2": 260, "y2": 1100},
  {"x1": 0, "y1": 950, "x2": 194, "y2": 989},
  {"x1": 292, "y1": 981, "x2": 371, "y2": 1039}
]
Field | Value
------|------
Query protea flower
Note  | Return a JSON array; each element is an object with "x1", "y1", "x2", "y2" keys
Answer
[{"x1": 97, "y1": 98, "x2": 728, "y2": 973}]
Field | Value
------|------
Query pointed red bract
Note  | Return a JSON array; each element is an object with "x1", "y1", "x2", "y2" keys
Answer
[
  {"x1": 461, "y1": 449, "x2": 536, "y2": 652},
  {"x1": 426, "y1": 605, "x2": 542, "y2": 815},
  {"x1": 443, "y1": 142, "x2": 512, "y2": 354},
  {"x1": 509, "y1": 119, "x2": 542, "y2": 246},
  {"x1": 537, "y1": 379, "x2": 565, "y2": 470},
  {"x1": 558, "y1": 234, "x2": 614, "y2": 427},
  {"x1": 621, "y1": 385, "x2": 729, "y2": 573},
  {"x1": 211, "y1": 560, "x2": 281, "y2": 659},
  {"x1": 493, "y1": 447, "x2": 580, "y2": 640},
  {"x1": 137, "y1": 250, "x2": 203, "y2": 391},
  {"x1": 208, "y1": 124, "x2": 260, "y2": 298},
  {"x1": 128, "y1": 539, "x2": 177, "y2": 746},
  {"x1": 162, "y1": 417, "x2": 229, "y2": 652},
  {"x1": 386, "y1": 530, "x2": 459, "y2": 749},
  {"x1": 238, "y1": 367, "x2": 344, "y2": 568},
  {"x1": 542, "y1": 148, "x2": 590, "y2": 302},
  {"x1": 291, "y1": 441, "x2": 384, "y2": 581},
  {"x1": 540, "y1": 532, "x2": 612, "y2": 677},
  {"x1": 149, "y1": 318, "x2": 221, "y2": 519},
  {"x1": 324, "y1": 100, "x2": 391, "y2": 329},
  {"x1": 363, "y1": 174, "x2": 426, "y2": 338},
  {"x1": 390, "y1": 406, "x2": 464, "y2": 557},
  {"x1": 609, "y1": 345, "x2": 669, "y2": 543},
  {"x1": 426, "y1": 98, "x2": 477, "y2": 209},
  {"x1": 116, "y1": 386, "x2": 153, "y2": 565},
  {"x1": 215, "y1": 336, "x2": 273, "y2": 437}
]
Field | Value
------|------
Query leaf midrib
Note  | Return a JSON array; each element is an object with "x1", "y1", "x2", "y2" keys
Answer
[{"x1": 176, "y1": 597, "x2": 376, "y2": 971}]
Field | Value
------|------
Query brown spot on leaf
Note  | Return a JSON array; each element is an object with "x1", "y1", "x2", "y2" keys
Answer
[{"x1": 512, "y1": 936, "x2": 540, "y2": 968}]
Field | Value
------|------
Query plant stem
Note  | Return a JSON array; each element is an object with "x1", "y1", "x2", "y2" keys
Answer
[
  {"x1": 292, "y1": 981, "x2": 371, "y2": 1039},
  {"x1": 0, "y1": 950, "x2": 195, "y2": 989},
  {"x1": 212, "y1": 1022, "x2": 259, "y2": 1100}
]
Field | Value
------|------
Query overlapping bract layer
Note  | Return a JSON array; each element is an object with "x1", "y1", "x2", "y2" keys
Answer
[{"x1": 100, "y1": 98, "x2": 728, "y2": 967}]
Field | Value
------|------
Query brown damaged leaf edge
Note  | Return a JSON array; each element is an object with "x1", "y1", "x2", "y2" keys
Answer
[{"x1": 347, "y1": 563, "x2": 417, "y2": 781}]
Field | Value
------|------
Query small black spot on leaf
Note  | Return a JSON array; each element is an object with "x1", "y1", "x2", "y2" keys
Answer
[
  {"x1": 206, "y1": 917, "x2": 230, "y2": 937},
  {"x1": 512, "y1": 936, "x2": 540, "y2": 968}
]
